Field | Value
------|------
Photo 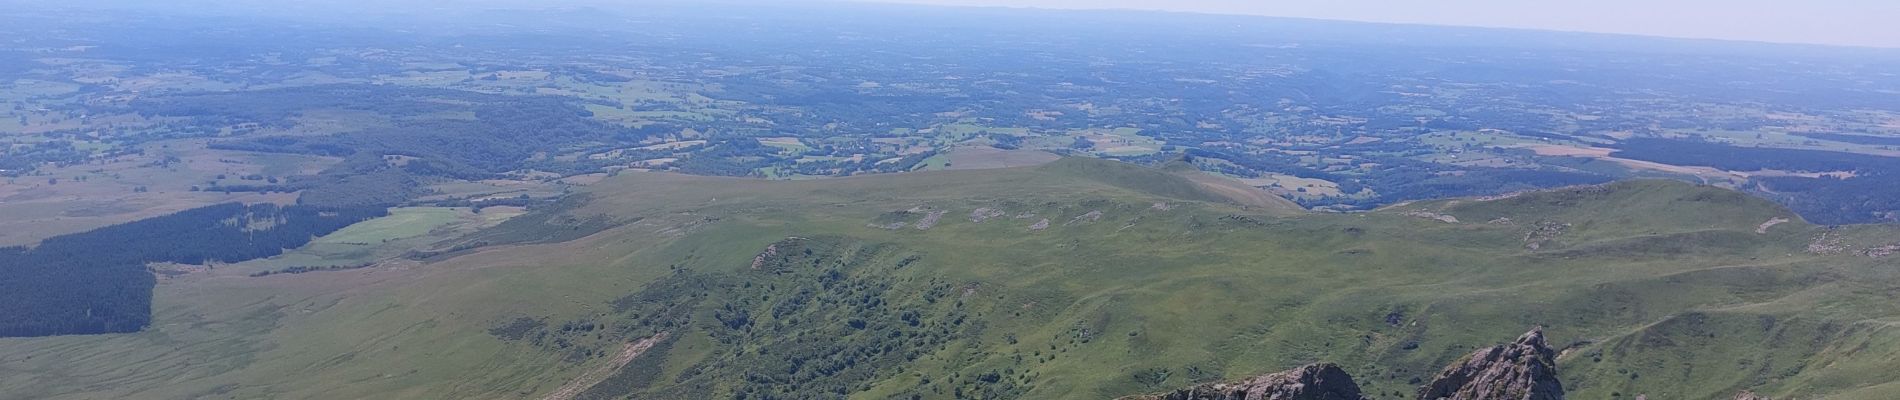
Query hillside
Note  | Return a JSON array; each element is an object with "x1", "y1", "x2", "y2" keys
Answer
[{"x1": 3, "y1": 158, "x2": 1900, "y2": 399}]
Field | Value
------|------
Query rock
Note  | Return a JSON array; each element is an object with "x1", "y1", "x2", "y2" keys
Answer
[
  {"x1": 1522, "y1": 221, "x2": 1570, "y2": 251},
  {"x1": 1403, "y1": 210, "x2": 1460, "y2": 224},
  {"x1": 1808, "y1": 229, "x2": 1847, "y2": 255},
  {"x1": 1732, "y1": 391, "x2": 1770, "y2": 400},
  {"x1": 749, "y1": 244, "x2": 778, "y2": 270},
  {"x1": 1067, "y1": 210, "x2": 1105, "y2": 225},
  {"x1": 1863, "y1": 243, "x2": 1900, "y2": 258},
  {"x1": 1119, "y1": 363, "x2": 1365, "y2": 400},
  {"x1": 1121, "y1": 329, "x2": 1569, "y2": 400},
  {"x1": 1415, "y1": 328, "x2": 1564, "y2": 400},
  {"x1": 914, "y1": 210, "x2": 948, "y2": 230},
  {"x1": 970, "y1": 207, "x2": 1006, "y2": 222}
]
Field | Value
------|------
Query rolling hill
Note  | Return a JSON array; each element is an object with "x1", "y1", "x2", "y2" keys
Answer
[{"x1": 3, "y1": 158, "x2": 1899, "y2": 399}]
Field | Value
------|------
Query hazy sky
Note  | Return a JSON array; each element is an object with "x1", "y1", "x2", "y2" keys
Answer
[{"x1": 862, "y1": 0, "x2": 1900, "y2": 48}]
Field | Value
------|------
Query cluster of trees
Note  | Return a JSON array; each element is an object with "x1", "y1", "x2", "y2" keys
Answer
[
  {"x1": 133, "y1": 85, "x2": 671, "y2": 207},
  {"x1": 1611, "y1": 138, "x2": 1900, "y2": 173},
  {"x1": 247, "y1": 263, "x2": 373, "y2": 277},
  {"x1": 672, "y1": 138, "x2": 784, "y2": 176},
  {"x1": 1754, "y1": 174, "x2": 1900, "y2": 225},
  {"x1": 181, "y1": 152, "x2": 428, "y2": 208},
  {"x1": 497, "y1": 237, "x2": 1009, "y2": 399},
  {"x1": 1182, "y1": 147, "x2": 1612, "y2": 209},
  {"x1": 988, "y1": 133, "x2": 1025, "y2": 150},
  {"x1": 0, "y1": 140, "x2": 106, "y2": 175},
  {"x1": 0, "y1": 203, "x2": 385, "y2": 337},
  {"x1": 292, "y1": 161, "x2": 428, "y2": 207},
  {"x1": 428, "y1": 194, "x2": 543, "y2": 212},
  {"x1": 200, "y1": 86, "x2": 655, "y2": 179},
  {"x1": 126, "y1": 84, "x2": 468, "y2": 129},
  {"x1": 1606, "y1": 138, "x2": 1900, "y2": 224},
  {"x1": 1791, "y1": 132, "x2": 1900, "y2": 146},
  {"x1": 18, "y1": 0, "x2": 1900, "y2": 226}
]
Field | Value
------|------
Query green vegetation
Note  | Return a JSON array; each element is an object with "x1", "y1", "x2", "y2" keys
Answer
[
  {"x1": 0, "y1": 203, "x2": 384, "y2": 337},
  {"x1": 312, "y1": 207, "x2": 464, "y2": 245},
  {"x1": 226, "y1": 206, "x2": 523, "y2": 275},
  {"x1": 7, "y1": 4, "x2": 1900, "y2": 398},
  {"x1": 7, "y1": 159, "x2": 1900, "y2": 399}
]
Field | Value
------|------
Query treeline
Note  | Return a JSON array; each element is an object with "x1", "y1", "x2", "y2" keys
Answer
[
  {"x1": 1753, "y1": 174, "x2": 1900, "y2": 225},
  {"x1": 126, "y1": 84, "x2": 470, "y2": 129},
  {"x1": 1181, "y1": 148, "x2": 1611, "y2": 209},
  {"x1": 1791, "y1": 132, "x2": 1900, "y2": 146},
  {"x1": 1342, "y1": 168, "x2": 1611, "y2": 208},
  {"x1": 197, "y1": 85, "x2": 661, "y2": 179},
  {"x1": 0, "y1": 137, "x2": 143, "y2": 176},
  {"x1": 499, "y1": 236, "x2": 997, "y2": 400},
  {"x1": 292, "y1": 157, "x2": 431, "y2": 207},
  {"x1": 672, "y1": 138, "x2": 783, "y2": 176},
  {"x1": 1610, "y1": 138, "x2": 1900, "y2": 172},
  {"x1": 126, "y1": 84, "x2": 673, "y2": 207},
  {"x1": 183, "y1": 153, "x2": 429, "y2": 208},
  {"x1": 248, "y1": 263, "x2": 374, "y2": 277},
  {"x1": 0, "y1": 203, "x2": 385, "y2": 337},
  {"x1": 1603, "y1": 138, "x2": 1900, "y2": 224}
]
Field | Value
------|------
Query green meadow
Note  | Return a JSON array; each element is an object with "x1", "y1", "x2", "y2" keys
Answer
[{"x1": 3, "y1": 159, "x2": 1899, "y2": 400}]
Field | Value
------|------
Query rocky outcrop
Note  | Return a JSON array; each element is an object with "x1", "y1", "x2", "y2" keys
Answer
[
  {"x1": 1122, "y1": 329, "x2": 1564, "y2": 400},
  {"x1": 1731, "y1": 391, "x2": 1770, "y2": 400},
  {"x1": 1415, "y1": 328, "x2": 1563, "y2": 400},
  {"x1": 1119, "y1": 363, "x2": 1365, "y2": 400}
]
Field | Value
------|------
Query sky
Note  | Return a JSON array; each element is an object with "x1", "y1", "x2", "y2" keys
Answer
[{"x1": 861, "y1": 0, "x2": 1900, "y2": 48}]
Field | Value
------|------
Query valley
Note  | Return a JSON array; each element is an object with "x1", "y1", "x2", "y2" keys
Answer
[
  {"x1": 5, "y1": 159, "x2": 1898, "y2": 399},
  {"x1": 3, "y1": 2, "x2": 1900, "y2": 399}
]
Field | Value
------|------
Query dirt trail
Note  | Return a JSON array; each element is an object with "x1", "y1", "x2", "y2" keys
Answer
[
  {"x1": 541, "y1": 332, "x2": 669, "y2": 400},
  {"x1": 1756, "y1": 217, "x2": 1790, "y2": 234}
]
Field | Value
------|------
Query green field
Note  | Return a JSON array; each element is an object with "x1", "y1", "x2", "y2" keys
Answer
[
  {"x1": 223, "y1": 207, "x2": 522, "y2": 274},
  {"x1": 936, "y1": 122, "x2": 1032, "y2": 140},
  {"x1": 914, "y1": 152, "x2": 953, "y2": 170},
  {"x1": 3, "y1": 159, "x2": 1899, "y2": 399},
  {"x1": 313, "y1": 207, "x2": 464, "y2": 245}
]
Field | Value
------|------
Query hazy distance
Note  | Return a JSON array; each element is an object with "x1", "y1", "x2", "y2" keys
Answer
[{"x1": 861, "y1": 0, "x2": 1900, "y2": 48}]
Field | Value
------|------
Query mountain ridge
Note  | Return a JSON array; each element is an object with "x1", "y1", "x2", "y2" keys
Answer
[{"x1": 3, "y1": 158, "x2": 1897, "y2": 399}]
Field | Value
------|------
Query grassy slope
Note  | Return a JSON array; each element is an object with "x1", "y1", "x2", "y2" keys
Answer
[
  {"x1": 2, "y1": 159, "x2": 1898, "y2": 399},
  {"x1": 312, "y1": 207, "x2": 465, "y2": 245}
]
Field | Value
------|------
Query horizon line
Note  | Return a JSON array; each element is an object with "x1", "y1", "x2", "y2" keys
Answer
[{"x1": 839, "y1": 0, "x2": 1900, "y2": 50}]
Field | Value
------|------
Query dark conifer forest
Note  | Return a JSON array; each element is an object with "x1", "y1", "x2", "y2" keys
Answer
[{"x1": 0, "y1": 203, "x2": 384, "y2": 337}]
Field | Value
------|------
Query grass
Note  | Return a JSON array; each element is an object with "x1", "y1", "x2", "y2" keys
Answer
[
  {"x1": 936, "y1": 122, "x2": 1032, "y2": 140},
  {"x1": 755, "y1": 166, "x2": 783, "y2": 179},
  {"x1": 4, "y1": 159, "x2": 1899, "y2": 399},
  {"x1": 759, "y1": 138, "x2": 812, "y2": 154},
  {"x1": 1416, "y1": 130, "x2": 1547, "y2": 149},
  {"x1": 1, "y1": 79, "x2": 84, "y2": 98},
  {"x1": 626, "y1": 111, "x2": 715, "y2": 122},
  {"x1": 313, "y1": 207, "x2": 464, "y2": 245},
  {"x1": 229, "y1": 206, "x2": 521, "y2": 273},
  {"x1": 1066, "y1": 127, "x2": 1162, "y2": 156},
  {"x1": 0, "y1": 138, "x2": 328, "y2": 247},
  {"x1": 418, "y1": 180, "x2": 564, "y2": 202},
  {"x1": 914, "y1": 153, "x2": 953, "y2": 171}
]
